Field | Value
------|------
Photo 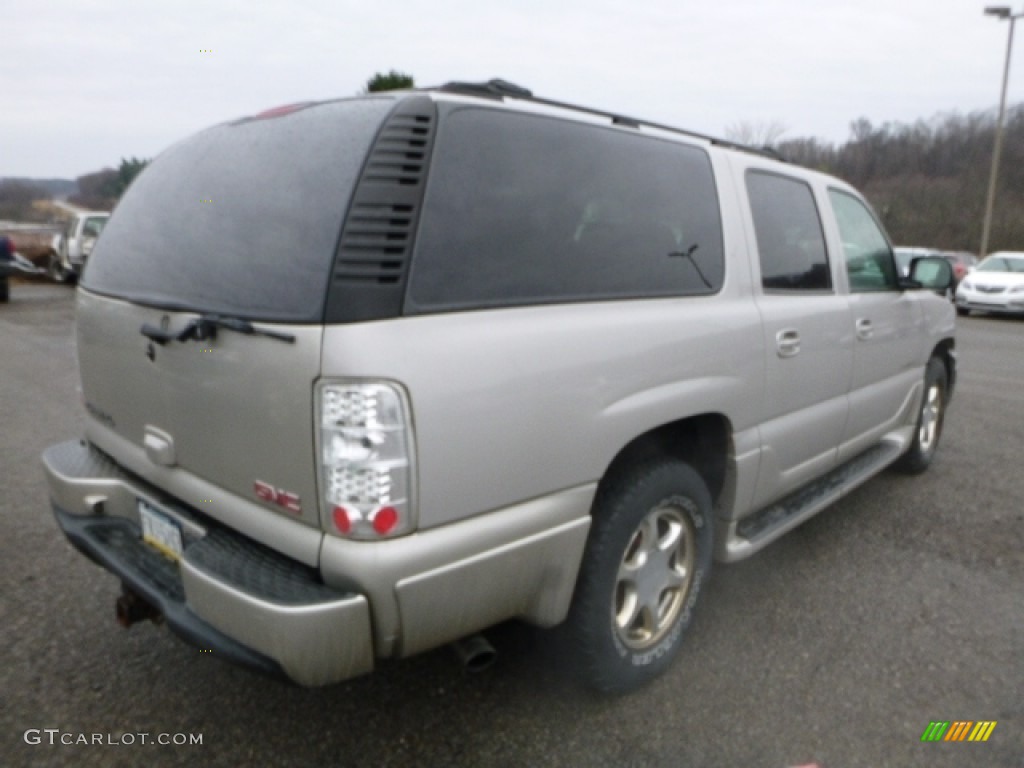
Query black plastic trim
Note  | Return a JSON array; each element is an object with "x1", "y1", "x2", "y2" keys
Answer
[
  {"x1": 54, "y1": 507, "x2": 286, "y2": 680},
  {"x1": 324, "y1": 95, "x2": 438, "y2": 323}
]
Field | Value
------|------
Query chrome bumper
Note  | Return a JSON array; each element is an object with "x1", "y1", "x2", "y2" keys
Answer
[{"x1": 956, "y1": 296, "x2": 1024, "y2": 314}]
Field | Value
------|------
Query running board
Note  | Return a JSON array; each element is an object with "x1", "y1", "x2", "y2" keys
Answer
[{"x1": 719, "y1": 441, "x2": 904, "y2": 562}]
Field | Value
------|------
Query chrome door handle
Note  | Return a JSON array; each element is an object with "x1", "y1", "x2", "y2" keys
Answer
[
  {"x1": 855, "y1": 318, "x2": 873, "y2": 341},
  {"x1": 775, "y1": 328, "x2": 801, "y2": 358}
]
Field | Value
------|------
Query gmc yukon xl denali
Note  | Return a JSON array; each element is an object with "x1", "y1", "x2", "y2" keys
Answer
[{"x1": 42, "y1": 80, "x2": 956, "y2": 693}]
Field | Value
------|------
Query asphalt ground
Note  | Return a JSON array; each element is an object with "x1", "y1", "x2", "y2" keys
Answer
[{"x1": 1, "y1": 283, "x2": 1021, "y2": 767}]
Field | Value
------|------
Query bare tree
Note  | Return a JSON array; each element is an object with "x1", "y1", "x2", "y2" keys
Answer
[{"x1": 725, "y1": 120, "x2": 788, "y2": 148}]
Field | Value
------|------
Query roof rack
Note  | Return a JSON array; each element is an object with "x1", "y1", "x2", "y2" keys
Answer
[{"x1": 432, "y1": 79, "x2": 781, "y2": 160}]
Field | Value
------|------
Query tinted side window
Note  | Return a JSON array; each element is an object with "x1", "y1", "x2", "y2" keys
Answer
[
  {"x1": 747, "y1": 171, "x2": 831, "y2": 292},
  {"x1": 407, "y1": 108, "x2": 724, "y2": 311},
  {"x1": 828, "y1": 189, "x2": 898, "y2": 292}
]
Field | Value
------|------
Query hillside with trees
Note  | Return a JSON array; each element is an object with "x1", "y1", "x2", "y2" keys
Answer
[
  {"x1": 70, "y1": 157, "x2": 149, "y2": 210},
  {"x1": 3, "y1": 87, "x2": 1020, "y2": 255},
  {"x1": 777, "y1": 105, "x2": 1024, "y2": 253},
  {"x1": 0, "y1": 158, "x2": 149, "y2": 221},
  {"x1": 0, "y1": 179, "x2": 49, "y2": 222}
]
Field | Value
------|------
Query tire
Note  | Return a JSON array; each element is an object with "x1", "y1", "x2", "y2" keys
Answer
[
  {"x1": 566, "y1": 458, "x2": 713, "y2": 693},
  {"x1": 894, "y1": 357, "x2": 947, "y2": 475},
  {"x1": 0, "y1": 278, "x2": 9, "y2": 303},
  {"x1": 47, "y1": 252, "x2": 67, "y2": 283},
  {"x1": 956, "y1": 306, "x2": 969, "y2": 317}
]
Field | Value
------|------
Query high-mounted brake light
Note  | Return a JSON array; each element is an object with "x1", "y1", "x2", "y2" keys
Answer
[
  {"x1": 254, "y1": 101, "x2": 315, "y2": 120},
  {"x1": 319, "y1": 382, "x2": 415, "y2": 540}
]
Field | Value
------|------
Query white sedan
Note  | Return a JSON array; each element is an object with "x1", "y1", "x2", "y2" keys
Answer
[{"x1": 955, "y1": 251, "x2": 1024, "y2": 316}]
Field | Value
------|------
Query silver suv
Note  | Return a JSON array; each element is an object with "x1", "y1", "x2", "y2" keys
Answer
[{"x1": 42, "y1": 80, "x2": 956, "y2": 692}]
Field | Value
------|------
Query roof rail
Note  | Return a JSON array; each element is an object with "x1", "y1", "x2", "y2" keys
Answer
[
  {"x1": 438, "y1": 79, "x2": 533, "y2": 100},
  {"x1": 431, "y1": 79, "x2": 780, "y2": 160}
]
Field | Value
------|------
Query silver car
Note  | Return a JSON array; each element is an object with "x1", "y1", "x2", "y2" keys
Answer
[
  {"x1": 42, "y1": 80, "x2": 956, "y2": 692},
  {"x1": 955, "y1": 251, "x2": 1024, "y2": 316}
]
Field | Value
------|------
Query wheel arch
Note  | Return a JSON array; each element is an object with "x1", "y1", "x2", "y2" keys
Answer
[
  {"x1": 931, "y1": 338, "x2": 956, "y2": 401},
  {"x1": 596, "y1": 413, "x2": 732, "y2": 513}
]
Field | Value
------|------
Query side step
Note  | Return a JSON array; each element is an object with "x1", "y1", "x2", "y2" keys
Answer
[{"x1": 720, "y1": 441, "x2": 904, "y2": 562}]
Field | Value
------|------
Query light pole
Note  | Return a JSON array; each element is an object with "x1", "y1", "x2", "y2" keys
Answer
[{"x1": 979, "y1": 6, "x2": 1024, "y2": 260}]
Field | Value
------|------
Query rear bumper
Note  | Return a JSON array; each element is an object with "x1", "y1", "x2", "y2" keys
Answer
[
  {"x1": 44, "y1": 440, "x2": 374, "y2": 686},
  {"x1": 54, "y1": 509, "x2": 285, "y2": 678}
]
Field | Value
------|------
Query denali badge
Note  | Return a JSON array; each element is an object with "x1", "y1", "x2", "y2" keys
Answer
[{"x1": 254, "y1": 481, "x2": 301, "y2": 514}]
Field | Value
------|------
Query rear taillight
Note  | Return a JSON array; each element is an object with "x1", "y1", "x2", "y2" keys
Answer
[{"x1": 318, "y1": 382, "x2": 415, "y2": 540}]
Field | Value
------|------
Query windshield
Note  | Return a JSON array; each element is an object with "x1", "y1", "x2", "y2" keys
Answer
[
  {"x1": 81, "y1": 98, "x2": 394, "y2": 322},
  {"x1": 977, "y1": 256, "x2": 1024, "y2": 273},
  {"x1": 83, "y1": 217, "x2": 107, "y2": 238}
]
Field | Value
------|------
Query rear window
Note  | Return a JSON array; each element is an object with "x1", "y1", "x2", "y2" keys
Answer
[
  {"x1": 407, "y1": 107, "x2": 724, "y2": 312},
  {"x1": 81, "y1": 98, "x2": 394, "y2": 322}
]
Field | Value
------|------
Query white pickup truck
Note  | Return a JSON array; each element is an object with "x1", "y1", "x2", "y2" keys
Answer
[{"x1": 48, "y1": 211, "x2": 109, "y2": 282}]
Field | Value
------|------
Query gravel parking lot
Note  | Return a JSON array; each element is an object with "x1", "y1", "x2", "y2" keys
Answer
[{"x1": 1, "y1": 283, "x2": 1021, "y2": 768}]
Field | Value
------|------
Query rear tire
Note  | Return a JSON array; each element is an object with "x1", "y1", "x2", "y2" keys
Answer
[
  {"x1": 566, "y1": 458, "x2": 713, "y2": 693},
  {"x1": 0, "y1": 278, "x2": 9, "y2": 303},
  {"x1": 894, "y1": 357, "x2": 947, "y2": 474}
]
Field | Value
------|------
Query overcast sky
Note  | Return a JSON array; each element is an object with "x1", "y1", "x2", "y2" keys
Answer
[{"x1": 3, "y1": 0, "x2": 1022, "y2": 179}]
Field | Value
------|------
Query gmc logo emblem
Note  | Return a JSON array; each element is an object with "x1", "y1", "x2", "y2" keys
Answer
[{"x1": 254, "y1": 480, "x2": 301, "y2": 515}]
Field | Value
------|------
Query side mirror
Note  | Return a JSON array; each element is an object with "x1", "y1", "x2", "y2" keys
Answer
[{"x1": 905, "y1": 256, "x2": 953, "y2": 292}]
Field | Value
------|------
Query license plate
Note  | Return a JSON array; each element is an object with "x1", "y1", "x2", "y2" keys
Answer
[{"x1": 138, "y1": 500, "x2": 183, "y2": 562}]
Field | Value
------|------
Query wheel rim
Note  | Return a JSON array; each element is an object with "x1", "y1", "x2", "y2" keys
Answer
[
  {"x1": 613, "y1": 502, "x2": 696, "y2": 650},
  {"x1": 918, "y1": 382, "x2": 943, "y2": 453}
]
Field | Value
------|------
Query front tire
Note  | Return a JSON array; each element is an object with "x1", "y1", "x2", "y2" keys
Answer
[
  {"x1": 894, "y1": 357, "x2": 947, "y2": 474},
  {"x1": 47, "y1": 252, "x2": 68, "y2": 283},
  {"x1": 566, "y1": 458, "x2": 712, "y2": 693}
]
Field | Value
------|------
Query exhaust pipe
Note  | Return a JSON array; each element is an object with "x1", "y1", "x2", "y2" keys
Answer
[
  {"x1": 451, "y1": 633, "x2": 497, "y2": 673},
  {"x1": 115, "y1": 586, "x2": 161, "y2": 627}
]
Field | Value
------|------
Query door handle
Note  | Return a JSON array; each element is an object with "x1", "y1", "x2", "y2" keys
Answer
[
  {"x1": 775, "y1": 328, "x2": 801, "y2": 358},
  {"x1": 855, "y1": 318, "x2": 874, "y2": 341}
]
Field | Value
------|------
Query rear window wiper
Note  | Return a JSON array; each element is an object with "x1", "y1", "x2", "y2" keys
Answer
[{"x1": 140, "y1": 313, "x2": 296, "y2": 346}]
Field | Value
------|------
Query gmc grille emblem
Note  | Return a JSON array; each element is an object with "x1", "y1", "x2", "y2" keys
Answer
[{"x1": 254, "y1": 480, "x2": 301, "y2": 515}]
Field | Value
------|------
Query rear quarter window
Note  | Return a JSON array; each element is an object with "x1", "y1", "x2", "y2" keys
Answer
[{"x1": 407, "y1": 107, "x2": 724, "y2": 312}]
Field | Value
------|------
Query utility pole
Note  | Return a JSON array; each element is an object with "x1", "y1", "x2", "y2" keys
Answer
[{"x1": 979, "y1": 6, "x2": 1023, "y2": 259}]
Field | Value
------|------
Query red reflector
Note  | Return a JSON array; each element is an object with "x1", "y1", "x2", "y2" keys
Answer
[
  {"x1": 372, "y1": 507, "x2": 398, "y2": 535},
  {"x1": 332, "y1": 506, "x2": 352, "y2": 534}
]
